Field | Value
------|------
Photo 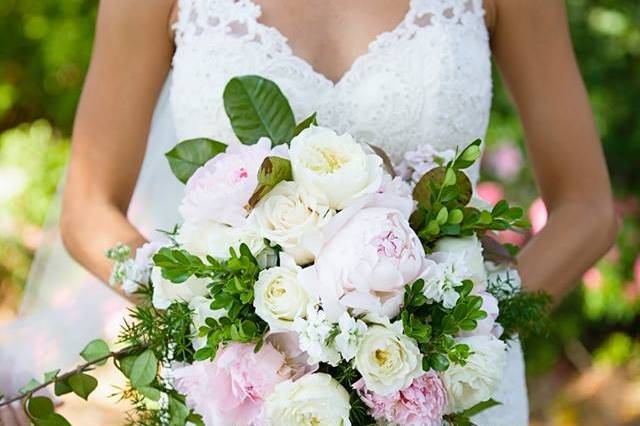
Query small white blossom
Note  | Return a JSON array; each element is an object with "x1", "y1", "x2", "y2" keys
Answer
[
  {"x1": 293, "y1": 308, "x2": 340, "y2": 366},
  {"x1": 334, "y1": 312, "x2": 368, "y2": 361},
  {"x1": 486, "y1": 263, "x2": 522, "y2": 301},
  {"x1": 395, "y1": 145, "x2": 456, "y2": 184},
  {"x1": 421, "y1": 253, "x2": 470, "y2": 308}
]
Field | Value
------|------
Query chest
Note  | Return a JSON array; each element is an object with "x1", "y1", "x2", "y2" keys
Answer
[{"x1": 170, "y1": 0, "x2": 493, "y2": 169}]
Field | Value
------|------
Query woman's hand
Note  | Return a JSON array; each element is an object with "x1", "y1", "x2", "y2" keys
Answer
[
  {"x1": 0, "y1": 401, "x2": 30, "y2": 426},
  {"x1": 60, "y1": 0, "x2": 176, "y2": 297},
  {"x1": 490, "y1": 0, "x2": 618, "y2": 300}
]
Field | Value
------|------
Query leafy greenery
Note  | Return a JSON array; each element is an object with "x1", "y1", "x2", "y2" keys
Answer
[
  {"x1": 165, "y1": 138, "x2": 227, "y2": 184},
  {"x1": 494, "y1": 291, "x2": 553, "y2": 341},
  {"x1": 223, "y1": 75, "x2": 297, "y2": 145}
]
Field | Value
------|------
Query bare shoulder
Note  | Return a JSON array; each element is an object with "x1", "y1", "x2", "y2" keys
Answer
[{"x1": 97, "y1": 0, "x2": 176, "y2": 40}]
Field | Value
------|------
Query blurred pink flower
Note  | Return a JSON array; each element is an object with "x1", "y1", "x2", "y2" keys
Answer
[
  {"x1": 529, "y1": 198, "x2": 547, "y2": 234},
  {"x1": 486, "y1": 142, "x2": 523, "y2": 181},
  {"x1": 476, "y1": 181, "x2": 504, "y2": 206},
  {"x1": 582, "y1": 267, "x2": 603, "y2": 291},
  {"x1": 497, "y1": 229, "x2": 527, "y2": 247},
  {"x1": 354, "y1": 371, "x2": 447, "y2": 426}
]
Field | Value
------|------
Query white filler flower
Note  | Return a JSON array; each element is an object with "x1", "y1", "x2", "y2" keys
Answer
[
  {"x1": 293, "y1": 308, "x2": 341, "y2": 366},
  {"x1": 334, "y1": 312, "x2": 368, "y2": 361}
]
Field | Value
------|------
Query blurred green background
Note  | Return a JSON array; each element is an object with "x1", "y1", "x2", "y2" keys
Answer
[{"x1": 0, "y1": 1, "x2": 638, "y2": 425}]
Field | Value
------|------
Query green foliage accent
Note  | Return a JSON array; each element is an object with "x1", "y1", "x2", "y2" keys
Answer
[
  {"x1": 495, "y1": 291, "x2": 552, "y2": 341},
  {"x1": 223, "y1": 75, "x2": 296, "y2": 145},
  {"x1": 293, "y1": 112, "x2": 318, "y2": 136},
  {"x1": 43, "y1": 369, "x2": 60, "y2": 383},
  {"x1": 27, "y1": 396, "x2": 54, "y2": 418},
  {"x1": 67, "y1": 372, "x2": 98, "y2": 400},
  {"x1": 129, "y1": 350, "x2": 158, "y2": 388},
  {"x1": 53, "y1": 378, "x2": 72, "y2": 397},
  {"x1": 443, "y1": 398, "x2": 501, "y2": 425},
  {"x1": 79, "y1": 339, "x2": 110, "y2": 366},
  {"x1": 402, "y1": 280, "x2": 487, "y2": 372},
  {"x1": 165, "y1": 138, "x2": 227, "y2": 184},
  {"x1": 19, "y1": 378, "x2": 41, "y2": 394},
  {"x1": 321, "y1": 363, "x2": 375, "y2": 426},
  {"x1": 247, "y1": 156, "x2": 293, "y2": 208}
]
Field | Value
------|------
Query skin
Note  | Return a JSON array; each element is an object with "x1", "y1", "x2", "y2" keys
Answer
[{"x1": 60, "y1": 0, "x2": 616, "y2": 300}]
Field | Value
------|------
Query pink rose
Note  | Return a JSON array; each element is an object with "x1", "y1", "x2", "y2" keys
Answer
[
  {"x1": 302, "y1": 206, "x2": 425, "y2": 322},
  {"x1": 355, "y1": 371, "x2": 447, "y2": 426},
  {"x1": 172, "y1": 342, "x2": 289, "y2": 425},
  {"x1": 179, "y1": 138, "x2": 288, "y2": 227}
]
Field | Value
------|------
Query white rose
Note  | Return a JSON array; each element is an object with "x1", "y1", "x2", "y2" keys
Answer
[
  {"x1": 434, "y1": 235, "x2": 487, "y2": 290},
  {"x1": 254, "y1": 253, "x2": 316, "y2": 332},
  {"x1": 354, "y1": 323, "x2": 423, "y2": 396},
  {"x1": 249, "y1": 181, "x2": 334, "y2": 264},
  {"x1": 290, "y1": 126, "x2": 383, "y2": 210},
  {"x1": 177, "y1": 220, "x2": 266, "y2": 261},
  {"x1": 263, "y1": 373, "x2": 352, "y2": 426},
  {"x1": 188, "y1": 296, "x2": 226, "y2": 350},
  {"x1": 442, "y1": 335, "x2": 507, "y2": 412},
  {"x1": 151, "y1": 266, "x2": 209, "y2": 310}
]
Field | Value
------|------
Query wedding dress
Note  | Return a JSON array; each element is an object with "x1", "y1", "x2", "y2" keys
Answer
[{"x1": 1, "y1": 0, "x2": 528, "y2": 424}]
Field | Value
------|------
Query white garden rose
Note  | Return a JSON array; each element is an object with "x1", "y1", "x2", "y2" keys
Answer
[
  {"x1": 188, "y1": 296, "x2": 226, "y2": 350},
  {"x1": 253, "y1": 253, "x2": 316, "y2": 332},
  {"x1": 434, "y1": 235, "x2": 487, "y2": 290},
  {"x1": 177, "y1": 220, "x2": 266, "y2": 261},
  {"x1": 151, "y1": 266, "x2": 209, "y2": 310},
  {"x1": 263, "y1": 373, "x2": 352, "y2": 426},
  {"x1": 442, "y1": 334, "x2": 507, "y2": 412},
  {"x1": 290, "y1": 126, "x2": 383, "y2": 210},
  {"x1": 249, "y1": 180, "x2": 334, "y2": 264},
  {"x1": 354, "y1": 323, "x2": 423, "y2": 396}
]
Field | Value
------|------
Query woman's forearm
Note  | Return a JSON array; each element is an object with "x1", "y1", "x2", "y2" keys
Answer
[
  {"x1": 60, "y1": 200, "x2": 147, "y2": 300},
  {"x1": 516, "y1": 201, "x2": 618, "y2": 301}
]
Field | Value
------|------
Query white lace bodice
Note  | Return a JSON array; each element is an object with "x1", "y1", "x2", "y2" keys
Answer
[
  {"x1": 168, "y1": 1, "x2": 528, "y2": 425},
  {"x1": 170, "y1": 0, "x2": 492, "y2": 179}
]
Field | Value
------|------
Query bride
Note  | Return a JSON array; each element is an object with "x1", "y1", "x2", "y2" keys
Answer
[{"x1": 0, "y1": 0, "x2": 617, "y2": 424}]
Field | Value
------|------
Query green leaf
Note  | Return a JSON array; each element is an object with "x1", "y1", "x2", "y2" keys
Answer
[
  {"x1": 168, "y1": 395, "x2": 190, "y2": 426},
  {"x1": 460, "y1": 398, "x2": 501, "y2": 417},
  {"x1": 32, "y1": 413, "x2": 72, "y2": 426},
  {"x1": 165, "y1": 138, "x2": 227, "y2": 184},
  {"x1": 80, "y1": 339, "x2": 110, "y2": 366},
  {"x1": 43, "y1": 369, "x2": 60, "y2": 383},
  {"x1": 18, "y1": 378, "x2": 40, "y2": 394},
  {"x1": 53, "y1": 378, "x2": 72, "y2": 396},
  {"x1": 129, "y1": 349, "x2": 158, "y2": 388},
  {"x1": 247, "y1": 156, "x2": 293, "y2": 208},
  {"x1": 430, "y1": 353, "x2": 450, "y2": 372},
  {"x1": 117, "y1": 355, "x2": 137, "y2": 378},
  {"x1": 223, "y1": 75, "x2": 296, "y2": 145},
  {"x1": 293, "y1": 112, "x2": 317, "y2": 136},
  {"x1": 138, "y1": 386, "x2": 161, "y2": 401},
  {"x1": 68, "y1": 373, "x2": 98, "y2": 400},
  {"x1": 453, "y1": 139, "x2": 482, "y2": 169},
  {"x1": 27, "y1": 396, "x2": 55, "y2": 419}
]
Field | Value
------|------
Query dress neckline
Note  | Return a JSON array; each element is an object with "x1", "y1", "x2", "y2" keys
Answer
[{"x1": 244, "y1": 0, "x2": 416, "y2": 87}]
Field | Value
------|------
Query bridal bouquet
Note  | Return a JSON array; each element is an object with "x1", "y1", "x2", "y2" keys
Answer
[{"x1": 2, "y1": 76, "x2": 550, "y2": 426}]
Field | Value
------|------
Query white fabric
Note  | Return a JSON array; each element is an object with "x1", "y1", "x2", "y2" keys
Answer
[{"x1": 1, "y1": 0, "x2": 528, "y2": 424}]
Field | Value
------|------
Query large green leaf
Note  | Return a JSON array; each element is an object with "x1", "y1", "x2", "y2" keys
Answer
[
  {"x1": 68, "y1": 373, "x2": 98, "y2": 400},
  {"x1": 223, "y1": 75, "x2": 296, "y2": 145},
  {"x1": 129, "y1": 349, "x2": 158, "y2": 388},
  {"x1": 165, "y1": 138, "x2": 227, "y2": 184},
  {"x1": 79, "y1": 339, "x2": 110, "y2": 366}
]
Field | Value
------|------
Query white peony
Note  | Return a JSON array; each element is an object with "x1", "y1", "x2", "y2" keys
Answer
[
  {"x1": 263, "y1": 373, "x2": 352, "y2": 426},
  {"x1": 177, "y1": 220, "x2": 266, "y2": 261},
  {"x1": 151, "y1": 266, "x2": 209, "y2": 310},
  {"x1": 249, "y1": 180, "x2": 335, "y2": 265},
  {"x1": 188, "y1": 296, "x2": 226, "y2": 350},
  {"x1": 442, "y1": 334, "x2": 507, "y2": 412},
  {"x1": 334, "y1": 312, "x2": 368, "y2": 362},
  {"x1": 293, "y1": 308, "x2": 341, "y2": 366},
  {"x1": 289, "y1": 126, "x2": 383, "y2": 210},
  {"x1": 354, "y1": 323, "x2": 423, "y2": 396},
  {"x1": 434, "y1": 235, "x2": 487, "y2": 290},
  {"x1": 253, "y1": 253, "x2": 316, "y2": 332}
]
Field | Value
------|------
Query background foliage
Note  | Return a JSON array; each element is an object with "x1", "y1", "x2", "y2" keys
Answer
[{"x1": 0, "y1": 0, "x2": 638, "y2": 425}]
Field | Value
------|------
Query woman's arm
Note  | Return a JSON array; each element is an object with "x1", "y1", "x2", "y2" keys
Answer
[
  {"x1": 60, "y1": 0, "x2": 176, "y2": 297},
  {"x1": 489, "y1": 0, "x2": 618, "y2": 300}
]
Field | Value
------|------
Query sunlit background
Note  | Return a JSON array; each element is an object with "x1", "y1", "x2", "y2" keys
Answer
[{"x1": 0, "y1": 1, "x2": 639, "y2": 425}]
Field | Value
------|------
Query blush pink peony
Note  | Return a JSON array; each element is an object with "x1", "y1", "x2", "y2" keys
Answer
[
  {"x1": 302, "y1": 206, "x2": 425, "y2": 322},
  {"x1": 354, "y1": 371, "x2": 447, "y2": 426},
  {"x1": 172, "y1": 342, "x2": 290, "y2": 425},
  {"x1": 179, "y1": 138, "x2": 287, "y2": 227}
]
